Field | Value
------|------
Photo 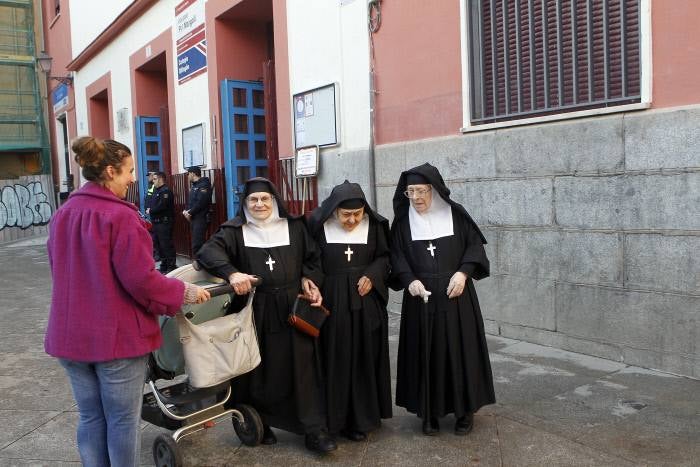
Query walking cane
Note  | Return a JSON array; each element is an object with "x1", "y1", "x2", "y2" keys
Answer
[{"x1": 421, "y1": 290, "x2": 433, "y2": 429}]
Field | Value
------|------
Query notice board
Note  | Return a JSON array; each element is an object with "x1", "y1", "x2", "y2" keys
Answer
[{"x1": 293, "y1": 83, "x2": 338, "y2": 149}]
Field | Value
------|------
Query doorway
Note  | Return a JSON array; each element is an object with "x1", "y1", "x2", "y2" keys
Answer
[
  {"x1": 135, "y1": 116, "x2": 164, "y2": 212},
  {"x1": 220, "y1": 79, "x2": 268, "y2": 218}
]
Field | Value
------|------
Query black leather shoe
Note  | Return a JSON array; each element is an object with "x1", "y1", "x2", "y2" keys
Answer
[
  {"x1": 262, "y1": 425, "x2": 277, "y2": 445},
  {"x1": 340, "y1": 429, "x2": 367, "y2": 441},
  {"x1": 454, "y1": 413, "x2": 474, "y2": 436},
  {"x1": 305, "y1": 432, "x2": 337, "y2": 453},
  {"x1": 422, "y1": 418, "x2": 439, "y2": 436}
]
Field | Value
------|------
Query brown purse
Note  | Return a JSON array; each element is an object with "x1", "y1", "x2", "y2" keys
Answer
[{"x1": 288, "y1": 294, "x2": 330, "y2": 338}]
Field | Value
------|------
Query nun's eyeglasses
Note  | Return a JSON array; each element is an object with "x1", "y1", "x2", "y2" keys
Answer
[
  {"x1": 404, "y1": 187, "x2": 431, "y2": 199},
  {"x1": 247, "y1": 195, "x2": 272, "y2": 205}
]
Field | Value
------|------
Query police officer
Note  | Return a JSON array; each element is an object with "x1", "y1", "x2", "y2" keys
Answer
[
  {"x1": 147, "y1": 171, "x2": 177, "y2": 273},
  {"x1": 144, "y1": 172, "x2": 159, "y2": 261},
  {"x1": 182, "y1": 166, "x2": 212, "y2": 256}
]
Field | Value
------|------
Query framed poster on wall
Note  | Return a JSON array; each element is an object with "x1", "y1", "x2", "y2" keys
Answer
[
  {"x1": 295, "y1": 145, "x2": 320, "y2": 178},
  {"x1": 293, "y1": 83, "x2": 338, "y2": 150},
  {"x1": 182, "y1": 123, "x2": 205, "y2": 168}
]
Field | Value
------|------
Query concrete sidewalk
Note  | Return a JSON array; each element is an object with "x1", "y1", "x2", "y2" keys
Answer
[{"x1": 0, "y1": 237, "x2": 698, "y2": 466}]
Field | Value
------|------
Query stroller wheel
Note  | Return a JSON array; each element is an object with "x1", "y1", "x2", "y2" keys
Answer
[
  {"x1": 152, "y1": 433, "x2": 183, "y2": 467},
  {"x1": 232, "y1": 403, "x2": 264, "y2": 446}
]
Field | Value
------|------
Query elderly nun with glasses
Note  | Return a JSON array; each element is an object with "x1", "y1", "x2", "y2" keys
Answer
[
  {"x1": 389, "y1": 163, "x2": 495, "y2": 437},
  {"x1": 196, "y1": 177, "x2": 337, "y2": 454}
]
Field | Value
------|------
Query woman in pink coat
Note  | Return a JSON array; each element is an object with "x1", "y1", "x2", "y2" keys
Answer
[{"x1": 45, "y1": 136, "x2": 210, "y2": 467}]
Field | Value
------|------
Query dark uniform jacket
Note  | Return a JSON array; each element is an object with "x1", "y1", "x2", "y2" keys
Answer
[
  {"x1": 149, "y1": 184, "x2": 175, "y2": 223},
  {"x1": 187, "y1": 177, "x2": 211, "y2": 219},
  {"x1": 144, "y1": 182, "x2": 155, "y2": 212}
]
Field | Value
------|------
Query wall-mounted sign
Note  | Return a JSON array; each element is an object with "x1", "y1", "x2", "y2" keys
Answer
[
  {"x1": 175, "y1": 0, "x2": 207, "y2": 84},
  {"x1": 52, "y1": 84, "x2": 68, "y2": 113},
  {"x1": 295, "y1": 145, "x2": 320, "y2": 178},
  {"x1": 293, "y1": 83, "x2": 338, "y2": 149},
  {"x1": 182, "y1": 123, "x2": 205, "y2": 168}
]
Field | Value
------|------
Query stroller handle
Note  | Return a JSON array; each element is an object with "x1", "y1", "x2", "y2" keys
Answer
[{"x1": 202, "y1": 276, "x2": 263, "y2": 297}]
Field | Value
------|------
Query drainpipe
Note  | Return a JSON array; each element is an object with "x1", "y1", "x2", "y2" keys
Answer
[
  {"x1": 368, "y1": 68, "x2": 377, "y2": 207},
  {"x1": 367, "y1": 0, "x2": 382, "y2": 208}
]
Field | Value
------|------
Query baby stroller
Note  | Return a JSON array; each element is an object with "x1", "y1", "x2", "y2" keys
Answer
[{"x1": 142, "y1": 264, "x2": 264, "y2": 467}]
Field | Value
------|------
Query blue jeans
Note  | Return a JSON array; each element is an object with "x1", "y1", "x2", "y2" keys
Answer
[{"x1": 60, "y1": 355, "x2": 148, "y2": 467}]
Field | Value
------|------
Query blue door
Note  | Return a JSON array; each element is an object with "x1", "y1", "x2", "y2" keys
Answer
[
  {"x1": 135, "y1": 116, "x2": 164, "y2": 212},
  {"x1": 221, "y1": 80, "x2": 268, "y2": 219}
]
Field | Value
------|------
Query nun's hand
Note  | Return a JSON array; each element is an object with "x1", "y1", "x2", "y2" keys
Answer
[
  {"x1": 408, "y1": 280, "x2": 427, "y2": 298},
  {"x1": 229, "y1": 272, "x2": 255, "y2": 295},
  {"x1": 302, "y1": 277, "x2": 323, "y2": 306},
  {"x1": 447, "y1": 272, "x2": 467, "y2": 299},
  {"x1": 357, "y1": 276, "x2": 373, "y2": 296}
]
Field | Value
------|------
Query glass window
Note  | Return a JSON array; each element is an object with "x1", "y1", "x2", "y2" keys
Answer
[
  {"x1": 235, "y1": 140, "x2": 249, "y2": 160},
  {"x1": 467, "y1": 0, "x2": 641, "y2": 124},
  {"x1": 234, "y1": 114, "x2": 248, "y2": 134}
]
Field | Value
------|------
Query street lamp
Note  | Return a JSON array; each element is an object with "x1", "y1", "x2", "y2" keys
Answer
[{"x1": 36, "y1": 51, "x2": 74, "y2": 86}]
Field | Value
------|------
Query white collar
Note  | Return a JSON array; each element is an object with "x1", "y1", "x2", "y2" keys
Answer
[
  {"x1": 408, "y1": 191, "x2": 454, "y2": 240},
  {"x1": 241, "y1": 199, "x2": 290, "y2": 247},
  {"x1": 323, "y1": 213, "x2": 369, "y2": 244}
]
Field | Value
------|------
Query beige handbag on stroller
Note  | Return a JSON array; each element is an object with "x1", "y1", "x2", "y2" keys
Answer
[{"x1": 176, "y1": 288, "x2": 261, "y2": 388}]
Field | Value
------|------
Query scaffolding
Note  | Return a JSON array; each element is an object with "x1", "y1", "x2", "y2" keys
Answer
[{"x1": 0, "y1": 0, "x2": 49, "y2": 176}]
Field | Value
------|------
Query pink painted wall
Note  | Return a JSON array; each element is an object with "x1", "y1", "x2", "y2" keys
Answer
[
  {"x1": 42, "y1": 0, "x2": 78, "y2": 188},
  {"x1": 85, "y1": 72, "x2": 113, "y2": 139},
  {"x1": 651, "y1": 0, "x2": 700, "y2": 108},
  {"x1": 272, "y1": 0, "x2": 291, "y2": 158},
  {"x1": 206, "y1": 1, "x2": 271, "y2": 167},
  {"x1": 133, "y1": 67, "x2": 168, "y2": 116},
  {"x1": 214, "y1": 20, "x2": 268, "y2": 82},
  {"x1": 129, "y1": 28, "x2": 177, "y2": 175},
  {"x1": 372, "y1": 0, "x2": 463, "y2": 145}
]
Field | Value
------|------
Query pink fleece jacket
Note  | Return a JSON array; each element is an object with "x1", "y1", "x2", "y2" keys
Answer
[{"x1": 45, "y1": 182, "x2": 185, "y2": 362}]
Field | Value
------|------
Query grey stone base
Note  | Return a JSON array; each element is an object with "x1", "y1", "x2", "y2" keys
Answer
[{"x1": 374, "y1": 105, "x2": 700, "y2": 378}]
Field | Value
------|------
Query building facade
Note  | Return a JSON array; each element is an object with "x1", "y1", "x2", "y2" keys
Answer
[
  {"x1": 0, "y1": 0, "x2": 54, "y2": 242},
  {"x1": 42, "y1": 0, "x2": 699, "y2": 377}
]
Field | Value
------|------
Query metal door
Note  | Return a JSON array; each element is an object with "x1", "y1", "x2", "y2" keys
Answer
[
  {"x1": 135, "y1": 116, "x2": 164, "y2": 212},
  {"x1": 220, "y1": 80, "x2": 268, "y2": 219}
]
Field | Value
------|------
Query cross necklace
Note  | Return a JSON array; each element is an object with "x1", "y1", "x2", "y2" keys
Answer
[
  {"x1": 266, "y1": 255, "x2": 276, "y2": 271},
  {"x1": 426, "y1": 241, "x2": 437, "y2": 257},
  {"x1": 344, "y1": 245, "x2": 354, "y2": 262}
]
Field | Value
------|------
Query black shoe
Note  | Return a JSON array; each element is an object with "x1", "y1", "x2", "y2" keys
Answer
[
  {"x1": 422, "y1": 418, "x2": 439, "y2": 436},
  {"x1": 340, "y1": 429, "x2": 367, "y2": 441},
  {"x1": 262, "y1": 425, "x2": 277, "y2": 445},
  {"x1": 454, "y1": 413, "x2": 474, "y2": 436},
  {"x1": 305, "y1": 432, "x2": 337, "y2": 453}
]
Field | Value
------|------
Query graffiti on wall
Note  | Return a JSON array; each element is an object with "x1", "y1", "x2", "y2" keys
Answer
[{"x1": 0, "y1": 180, "x2": 53, "y2": 230}]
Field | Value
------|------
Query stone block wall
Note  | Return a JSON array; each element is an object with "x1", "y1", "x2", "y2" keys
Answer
[{"x1": 372, "y1": 106, "x2": 700, "y2": 378}]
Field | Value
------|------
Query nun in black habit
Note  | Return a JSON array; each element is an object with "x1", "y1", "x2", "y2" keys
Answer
[
  {"x1": 389, "y1": 163, "x2": 495, "y2": 436},
  {"x1": 196, "y1": 177, "x2": 337, "y2": 453},
  {"x1": 308, "y1": 181, "x2": 393, "y2": 441}
]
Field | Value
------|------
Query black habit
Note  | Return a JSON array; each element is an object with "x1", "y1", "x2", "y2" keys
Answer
[
  {"x1": 390, "y1": 163, "x2": 495, "y2": 419},
  {"x1": 308, "y1": 181, "x2": 392, "y2": 434},
  {"x1": 197, "y1": 178, "x2": 326, "y2": 435}
]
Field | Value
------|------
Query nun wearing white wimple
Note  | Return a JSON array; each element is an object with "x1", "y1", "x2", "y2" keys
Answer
[
  {"x1": 389, "y1": 163, "x2": 495, "y2": 437},
  {"x1": 197, "y1": 177, "x2": 337, "y2": 454}
]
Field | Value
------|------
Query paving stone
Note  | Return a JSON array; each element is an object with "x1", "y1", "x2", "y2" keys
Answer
[
  {"x1": 0, "y1": 374, "x2": 75, "y2": 411},
  {"x1": 0, "y1": 412, "x2": 80, "y2": 463},
  {"x1": 0, "y1": 410, "x2": 61, "y2": 450},
  {"x1": 2, "y1": 236, "x2": 698, "y2": 466},
  {"x1": 496, "y1": 417, "x2": 637, "y2": 467}
]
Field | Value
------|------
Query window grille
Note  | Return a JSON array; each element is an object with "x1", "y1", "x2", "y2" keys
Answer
[{"x1": 468, "y1": 0, "x2": 641, "y2": 124}]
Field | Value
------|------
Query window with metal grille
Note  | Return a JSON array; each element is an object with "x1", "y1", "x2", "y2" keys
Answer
[{"x1": 468, "y1": 0, "x2": 641, "y2": 125}]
